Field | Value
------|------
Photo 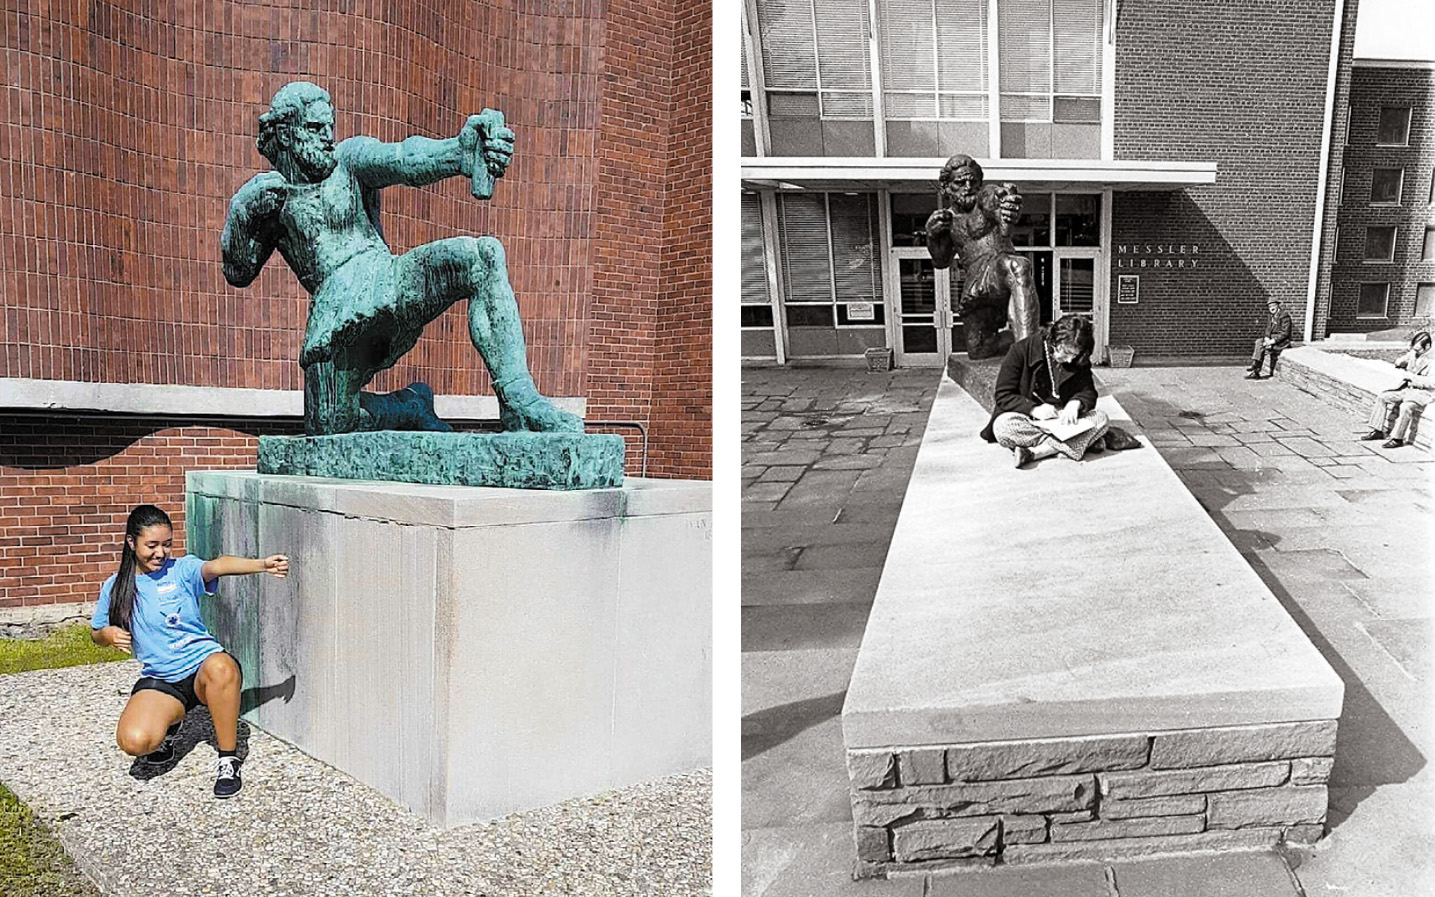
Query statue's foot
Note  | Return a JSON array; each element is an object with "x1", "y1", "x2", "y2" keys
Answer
[
  {"x1": 358, "y1": 382, "x2": 454, "y2": 432},
  {"x1": 494, "y1": 376, "x2": 583, "y2": 433}
]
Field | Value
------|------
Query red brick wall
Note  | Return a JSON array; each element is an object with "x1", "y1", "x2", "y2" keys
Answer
[
  {"x1": 650, "y1": 0, "x2": 712, "y2": 478},
  {"x1": 1108, "y1": 1, "x2": 1351, "y2": 357},
  {"x1": 1326, "y1": 63, "x2": 1435, "y2": 333},
  {"x1": 1, "y1": 2, "x2": 712, "y2": 609},
  {"x1": 0, "y1": 413, "x2": 302, "y2": 609}
]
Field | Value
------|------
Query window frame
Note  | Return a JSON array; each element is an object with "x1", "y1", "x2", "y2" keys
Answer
[
  {"x1": 1364, "y1": 225, "x2": 1398, "y2": 263},
  {"x1": 1416, "y1": 283, "x2": 1435, "y2": 319},
  {"x1": 1370, "y1": 167, "x2": 1404, "y2": 206},
  {"x1": 1356, "y1": 282, "x2": 1390, "y2": 319},
  {"x1": 775, "y1": 191, "x2": 887, "y2": 330},
  {"x1": 1376, "y1": 105, "x2": 1412, "y2": 146}
]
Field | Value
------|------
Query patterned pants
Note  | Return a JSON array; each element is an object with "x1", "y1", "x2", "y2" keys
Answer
[
  {"x1": 993, "y1": 410, "x2": 1111, "y2": 460},
  {"x1": 1368, "y1": 388, "x2": 1433, "y2": 441}
]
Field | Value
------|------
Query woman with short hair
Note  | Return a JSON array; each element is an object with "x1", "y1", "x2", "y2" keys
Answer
[
  {"x1": 1359, "y1": 330, "x2": 1433, "y2": 449},
  {"x1": 980, "y1": 314, "x2": 1111, "y2": 468}
]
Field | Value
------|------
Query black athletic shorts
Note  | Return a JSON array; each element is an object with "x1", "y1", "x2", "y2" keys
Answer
[{"x1": 131, "y1": 652, "x2": 242, "y2": 712}]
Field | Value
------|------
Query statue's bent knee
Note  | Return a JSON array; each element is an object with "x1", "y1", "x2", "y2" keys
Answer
[{"x1": 473, "y1": 235, "x2": 506, "y2": 270}]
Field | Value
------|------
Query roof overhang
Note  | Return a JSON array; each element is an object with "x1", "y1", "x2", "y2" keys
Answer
[{"x1": 741, "y1": 157, "x2": 1218, "y2": 193}]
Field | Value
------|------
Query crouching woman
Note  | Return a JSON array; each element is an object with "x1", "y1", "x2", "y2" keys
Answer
[
  {"x1": 90, "y1": 504, "x2": 288, "y2": 798},
  {"x1": 980, "y1": 314, "x2": 1110, "y2": 468}
]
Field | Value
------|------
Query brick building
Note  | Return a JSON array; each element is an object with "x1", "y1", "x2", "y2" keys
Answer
[
  {"x1": 740, "y1": 0, "x2": 1362, "y2": 364},
  {"x1": 0, "y1": 1, "x2": 711, "y2": 612},
  {"x1": 1324, "y1": 58, "x2": 1435, "y2": 334}
]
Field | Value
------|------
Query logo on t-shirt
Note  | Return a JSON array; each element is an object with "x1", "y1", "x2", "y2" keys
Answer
[
  {"x1": 157, "y1": 582, "x2": 178, "y2": 595},
  {"x1": 166, "y1": 613, "x2": 181, "y2": 628}
]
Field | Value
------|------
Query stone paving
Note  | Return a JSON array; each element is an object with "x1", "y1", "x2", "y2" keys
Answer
[{"x1": 742, "y1": 362, "x2": 1433, "y2": 897}]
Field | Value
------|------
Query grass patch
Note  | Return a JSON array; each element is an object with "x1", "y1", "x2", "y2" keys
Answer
[
  {"x1": 0, "y1": 782, "x2": 101, "y2": 897},
  {"x1": 0, "y1": 624, "x2": 130, "y2": 676}
]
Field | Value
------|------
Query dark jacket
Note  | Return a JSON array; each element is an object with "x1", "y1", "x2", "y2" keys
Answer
[
  {"x1": 979, "y1": 335, "x2": 1099, "y2": 442},
  {"x1": 1265, "y1": 308, "x2": 1293, "y2": 350}
]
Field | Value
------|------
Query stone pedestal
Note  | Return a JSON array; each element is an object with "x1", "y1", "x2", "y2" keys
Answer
[{"x1": 186, "y1": 470, "x2": 711, "y2": 826}]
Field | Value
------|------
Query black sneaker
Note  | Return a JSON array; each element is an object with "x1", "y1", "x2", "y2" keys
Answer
[
  {"x1": 143, "y1": 721, "x2": 181, "y2": 765},
  {"x1": 213, "y1": 756, "x2": 242, "y2": 799}
]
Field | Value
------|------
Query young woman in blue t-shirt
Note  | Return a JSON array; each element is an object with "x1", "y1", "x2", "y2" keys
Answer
[{"x1": 90, "y1": 504, "x2": 289, "y2": 798}]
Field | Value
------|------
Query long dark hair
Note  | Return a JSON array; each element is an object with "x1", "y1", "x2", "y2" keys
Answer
[{"x1": 108, "y1": 504, "x2": 172, "y2": 632}]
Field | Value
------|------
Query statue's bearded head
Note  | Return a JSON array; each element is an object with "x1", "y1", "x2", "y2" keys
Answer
[
  {"x1": 258, "y1": 81, "x2": 337, "y2": 184},
  {"x1": 938, "y1": 154, "x2": 984, "y2": 213}
]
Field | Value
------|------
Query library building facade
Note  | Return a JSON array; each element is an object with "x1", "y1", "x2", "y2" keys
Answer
[{"x1": 739, "y1": 0, "x2": 1435, "y2": 366}]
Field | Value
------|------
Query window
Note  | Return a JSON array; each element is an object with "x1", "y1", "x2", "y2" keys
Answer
[
  {"x1": 1371, "y1": 168, "x2": 1403, "y2": 204},
  {"x1": 1424, "y1": 227, "x2": 1435, "y2": 262},
  {"x1": 1412, "y1": 285, "x2": 1435, "y2": 320},
  {"x1": 1365, "y1": 226, "x2": 1397, "y2": 262},
  {"x1": 741, "y1": 193, "x2": 774, "y2": 329},
  {"x1": 757, "y1": 0, "x2": 873, "y2": 156},
  {"x1": 998, "y1": 0, "x2": 1103, "y2": 123},
  {"x1": 1377, "y1": 106, "x2": 1411, "y2": 145},
  {"x1": 1417, "y1": 284, "x2": 1435, "y2": 318},
  {"x1": 776, "y1": 192, "x2": 884, "y2": 327},
  {"x1": 1358, "y1": 283, "x2": 1389, "y2": 318}
]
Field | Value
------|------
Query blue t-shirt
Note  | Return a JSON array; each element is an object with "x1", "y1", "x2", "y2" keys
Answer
[{"x1": 91, "y1": 555, "x2": 222, "y2": 681}]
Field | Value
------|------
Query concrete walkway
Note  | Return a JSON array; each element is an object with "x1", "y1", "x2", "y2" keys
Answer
[{"x1": 742, "y1": 362, "x2": 1432, "y2": 896}]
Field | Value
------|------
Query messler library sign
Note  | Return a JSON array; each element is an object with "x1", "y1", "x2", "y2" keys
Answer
[{"x1": 1114, "y1": 244, "x2": 1201, "y2": 269}]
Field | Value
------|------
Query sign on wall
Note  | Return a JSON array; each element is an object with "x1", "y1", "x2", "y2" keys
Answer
[
  {"x1": 846, "y1": 302, "x2": 875, "y2": 321},
  {"x1": 1117, "y1": 275, "x2": 1140, "y2": 305}
]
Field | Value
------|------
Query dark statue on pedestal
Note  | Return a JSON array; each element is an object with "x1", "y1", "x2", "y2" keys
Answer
[
  {"x1": 221, "y1": 81, "x2": 581, "y2": 437},
  {"x1": 924, "y1": 155, "x2": 1040, "y2": 360}
]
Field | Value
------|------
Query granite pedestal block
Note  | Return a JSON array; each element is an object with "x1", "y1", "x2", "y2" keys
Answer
[
  {"x1": 256, "y1": 431, "x2": 626, "y2": 490},
  {"x1": 842, "y1": 368, "x2": 1343, "y2": 874},
  {"x1": 186, "y1": 470, "x2": 710, "y2": 826}
]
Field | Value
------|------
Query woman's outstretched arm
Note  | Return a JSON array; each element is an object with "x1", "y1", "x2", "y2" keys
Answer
[{"x1": 200, "y1": 555, "x2": 290, "y2": 581}]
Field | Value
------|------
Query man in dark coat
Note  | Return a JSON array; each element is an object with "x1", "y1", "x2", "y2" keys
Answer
[{"x1": 1246, "y1": 299, "x2": 1293, "y2": 380}]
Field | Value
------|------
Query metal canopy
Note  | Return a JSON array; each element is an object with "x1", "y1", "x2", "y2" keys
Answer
[{"x1": 741, "y1": 157, "x2": 1218, "y2": 193}]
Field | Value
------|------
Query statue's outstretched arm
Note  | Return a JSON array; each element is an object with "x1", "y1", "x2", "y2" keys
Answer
[
  {"x1": 339, "y1": 114, "x2": 514, "y2": 193},
  {"x1": 221, "y1": 173, "x2": 284, "y2": 288},
  {"x1": 338, "y1": 135, "x2": 464, "y2": 189}
]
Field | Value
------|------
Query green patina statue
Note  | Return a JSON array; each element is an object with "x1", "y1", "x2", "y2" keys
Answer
[{"x1": 222, "y1": 81, "x2": 582, "y2": 437}]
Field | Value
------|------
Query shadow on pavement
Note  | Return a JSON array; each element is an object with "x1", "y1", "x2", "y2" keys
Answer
[
  {"x1": 1242, "y1": 551, "x2": 1426, "y2": 830},
  {"x1": 128, "y1": 711, "x2": 253, "y2": 780},
  {"x1": 743, "y1": 690, "x2": 846, "y2": 762}
]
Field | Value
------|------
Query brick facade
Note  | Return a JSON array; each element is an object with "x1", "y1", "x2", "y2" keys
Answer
[
  {"x1": 1, "y1": 1, "x2": 711, "y2": 609},
  {"x1": 1109, "y1": 0, "x2": 1356, "y2": 358},
  {"x1": 1326, "y1": 62, "x2": 1435, "y2": 333}
]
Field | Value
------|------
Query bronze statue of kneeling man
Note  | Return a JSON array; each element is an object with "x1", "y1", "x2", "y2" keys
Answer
[
  {"x1": 925, "y1": 154, "x2": 1040, "y2": 360},
  {"x1": 222, "y1": 81, "x2": 580, "y2": 436}
]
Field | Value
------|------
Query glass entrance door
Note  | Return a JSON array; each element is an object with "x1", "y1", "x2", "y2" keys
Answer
[
  {"x1": 1053, "y1": 250, "x2": 1102, "y2": 358},
  {"x1": 890, "y1": 248, "x2": 953, "y2": 366}
]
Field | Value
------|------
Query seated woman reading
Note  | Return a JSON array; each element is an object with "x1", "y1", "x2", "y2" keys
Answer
[
  {"x1": 980, "y1": 314, "x2": 1111, "y2": 468},
  {"x1": 1358, "y1": 330, "x2": 1433, "y2": 449}
]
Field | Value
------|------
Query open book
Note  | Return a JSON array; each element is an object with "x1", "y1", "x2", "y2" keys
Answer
[{"x1": 1033, "y1": 416, "x2": 1098, "y2": 442}]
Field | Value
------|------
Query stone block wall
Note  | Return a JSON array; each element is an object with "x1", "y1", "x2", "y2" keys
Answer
[
  {"x1": 1277, "y1": 351, "x2": 1430, "y2": 448},
  {"x1": 848, "y1": 721, "x2": 1336, "y2": 875}
]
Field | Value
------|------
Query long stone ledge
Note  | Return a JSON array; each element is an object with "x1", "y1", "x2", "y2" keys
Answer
[
  {"x1": 1276, "y1": 345, "x2": 1429, "y2": 449},
  {"x1": 841, "y1": 364, "x2": 1342, "y2": 871}
]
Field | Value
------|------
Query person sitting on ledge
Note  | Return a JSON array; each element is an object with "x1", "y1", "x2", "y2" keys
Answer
[
  {"x1": 1358, "y1": 330, "x2": 1433, "y2": 449},
  {"x1": 90, "y1": 505, "x2": 290, "y2": 799},
  {"x1": 980, "y1": 314, "x2": 1111, "y2": 468},
  {"x1": 1246, "y1": 298, "x2": 1293, "y2": 379}
]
